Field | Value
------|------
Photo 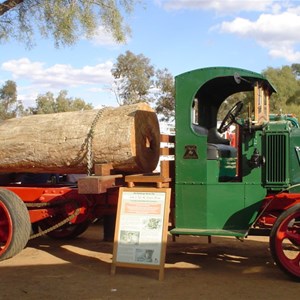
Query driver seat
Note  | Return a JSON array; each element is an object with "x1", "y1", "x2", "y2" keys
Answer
[{"x1": 207, "y1": 128, "x2": 237, "y2": 159}]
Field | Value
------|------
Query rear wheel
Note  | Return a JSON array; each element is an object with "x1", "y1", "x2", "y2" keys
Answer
[
  {"x1": 0, "y1": 188, "x2": 31, "y2": 261},
  {"x1": 270, "y1": 204, "x2": 300, "y2": 281}
]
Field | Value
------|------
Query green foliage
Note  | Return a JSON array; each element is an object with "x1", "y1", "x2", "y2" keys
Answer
[
  {"x1": 292, "y1": 64, "x2": 300, "y2": 77},
  {"x1": 263, "y1": 66, "x2": 300, "y2": 116},
  {"x1": 154, "y1": 68, "x2": 175, "y2": 121},
  {"x1": 0, "y1": 0, "x2": 138, "y2": 47},
  {"x1": 0, "y1": 80, "x2": 24, "y2": 120},
  {"x1": 111, "y1": 50, "x2": 155, "y2": 105},
  {"x1": 286, "y1": 89, "x2": 300, "y2": 105},
  {"x1": 217, "y1": 66, "x2": 300, "y2": 121},
  {"x1": 28, "y1": 90, "x2": 93, "y2": 114},
  {"x1": 218, "y1": 66, "x2": 300, "y2": 120},
  {"x1": 217, "y1": 92, "x2": 250, "y2": 121},
  {"x1": 112, "y1": 51, "x2": 175, "y2": 121}
]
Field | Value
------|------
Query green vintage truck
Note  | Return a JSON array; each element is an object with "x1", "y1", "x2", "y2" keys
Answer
[
  {"x1": 171, "y1": 67, "x2": 300, "y2": 280},
  {"x1": 1, "y1": 66, "x2": 300, "y2": 281}
]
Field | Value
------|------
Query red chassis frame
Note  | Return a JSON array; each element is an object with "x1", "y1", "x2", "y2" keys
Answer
[
  {"x1": 3, "y1": 184, "x2": 300, "y2": 234},
  {"x1": 254, "y1": 192, "x2": 300, "y2": 230},
  {"x1": 4, "y1": 184, "x2": 119, "y2": 225}
]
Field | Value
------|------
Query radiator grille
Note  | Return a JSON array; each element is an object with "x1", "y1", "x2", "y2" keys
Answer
[{"x1": 265, "y1": 134, "x2": 288, "y2": 185}]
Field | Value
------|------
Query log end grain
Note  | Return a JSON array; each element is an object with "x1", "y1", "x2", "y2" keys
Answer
[
  {"x1": 97, "y1": 103, "x2": 161, "y2": 173},
  {"x1": 131, "y1": 108, "x2": 161, "y2": 173}
]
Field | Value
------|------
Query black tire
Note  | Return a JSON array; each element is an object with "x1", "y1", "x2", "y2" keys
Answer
[
  {"x1": 270, "y1": 204, "x2": 300, "y2": 281},
  {"x1": 0, "y1": 188, "x2": 31, "y2": 261}
]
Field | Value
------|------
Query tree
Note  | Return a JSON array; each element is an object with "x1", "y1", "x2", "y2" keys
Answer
[
  {"x1": 292, "y1": 64, "x2": 300, "y2": 77},
  {"x1": 154, "y1": 68, "x2": 175, "y2": 121},
  {"x1": 263, "y1": 66, "x2": 300, "y2": 114},
  {"x1": 218, "y1": 66, "x2": 300, "y2": 120},
  {"x1": 0, "y1": 0, "x2": 138, "y2": 47},
  {"x1": 0, "y1": 80, "x2": 24, "y2": 120},
  {"x1": 111, "y1": 50, "x2": 154, "y2": 105},
  {"x1": 111, "y1": 51, "x2": 176, "y2": 121},
  {"x1": 286, "y1": 89, "x2": 300, "y2": 105},
  {"x1": 29, "y1": 90, "x2": 93, "y2": 114}
]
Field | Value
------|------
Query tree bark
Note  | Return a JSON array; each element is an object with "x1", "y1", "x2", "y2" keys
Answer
[
  {"x1": 0, "y1": 103, "x2": 160, "y2": 174},
  {"x1": 0, "y1": 0, "x2": 24, "y2": 16}
]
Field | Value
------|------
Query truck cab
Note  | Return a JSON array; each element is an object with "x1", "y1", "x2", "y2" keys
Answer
[{"x1": 171, "y1": 67, "x2": 282, "y2": 237}]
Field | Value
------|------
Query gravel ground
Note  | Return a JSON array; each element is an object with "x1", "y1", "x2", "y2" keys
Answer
[{"x1": 0, "y1": 223, "x2": 298, "y2": 300}]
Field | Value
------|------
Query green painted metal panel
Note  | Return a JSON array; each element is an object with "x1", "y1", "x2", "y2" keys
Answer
[
  {"x1": 174, "y1": 182, "x2": 265, "y2": 237},
  {"x1": 289, "y1": 128, "x2": 300, "y2": 191},
  {"x1": 206, "y1": 183, "x2": 245, "y2": 230},
  {"x1": 175, "y1": 134, "x2": 207, "y2": 183},
  {"x1": 175, "y1": 184, "x2": 207, "y2": 229},
  {"x1": 262, "y1": 123, "x2": 290, "y2": 188},
  {"x1": 173, "y1": 66, "x2": 276, "y2": 237},
  {"x1": 175, "y1": 67, "x2": 275, "y2": 188}
]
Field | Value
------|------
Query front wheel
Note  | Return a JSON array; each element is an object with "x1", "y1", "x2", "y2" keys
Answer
[
  {"x1": 270, "y1": 204, "x2": 300, "y2": 281},
  {"x1": 0, "y1": 188, "x2": 31, "y2": 261}
]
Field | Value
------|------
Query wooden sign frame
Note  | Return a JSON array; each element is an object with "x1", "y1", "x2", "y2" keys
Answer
[{"x1": 111, "y1": 187, "x2": 171, "y2": 280}]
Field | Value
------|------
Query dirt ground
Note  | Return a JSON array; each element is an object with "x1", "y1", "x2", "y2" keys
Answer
[{"x1": 0, "y1": 222, "x2": 299, "y2": 300}]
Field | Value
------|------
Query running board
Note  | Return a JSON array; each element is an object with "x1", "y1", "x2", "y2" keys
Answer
[{"x1": 170, "y1": 228, "x2": 247, "y2": 238}]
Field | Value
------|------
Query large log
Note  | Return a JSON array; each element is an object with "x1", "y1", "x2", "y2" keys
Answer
[{"x1": 0, "y1": 103, "x2": 160, "y2": 174}]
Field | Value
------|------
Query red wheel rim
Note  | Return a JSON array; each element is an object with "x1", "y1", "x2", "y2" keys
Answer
[
  {"x1": 274, "y1": 211, "x2": 300, "y2": 276},
  {"x1": 0, "y1": 200, "x2": 13, "y2": 255}
]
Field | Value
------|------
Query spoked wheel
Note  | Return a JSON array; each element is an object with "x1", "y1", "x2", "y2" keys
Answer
[
  {"x1": 38, "y1": 217, "x2": 90, "y2": 240},
  {"x1": 0, "y1": 188, "x2": 31, "y2": 261},
  {"x1": 270, "y1": 204, "x2": 300, "y2": 281}
]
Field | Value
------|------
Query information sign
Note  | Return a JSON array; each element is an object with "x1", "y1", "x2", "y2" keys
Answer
[{"x1": 111, "y1": 187, "x2": 171, "y2": 280}]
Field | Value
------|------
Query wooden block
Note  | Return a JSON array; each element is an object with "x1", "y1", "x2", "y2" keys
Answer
[
  {"x1": 160, "y1": 161, "x2": 170, "y2": 178},
  {"x1": 125, "y1": 173, "x2": 172, "y2": 188},
  {"x1": 160, "y1": 134, "x2": 175, "y2": 143},
  {"x1": 78, "y1": 175, "x2": 122, "y2": 194},
  {"x1": 94, "y1": 163, "x2": 113, "y2": 176},
  {"x1": 160, "y1": 160, "x2": 175, "y2": 179},
  {"x1": 160, "y1": 148, "x2": 175, "y2": 156},
  {"x1": 125, "y1": 174, "x2": 171, "y2": 183}
]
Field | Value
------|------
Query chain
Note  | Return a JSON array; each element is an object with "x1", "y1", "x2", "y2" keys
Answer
[
  {"x1": 25, "y1": 198, "x2": 74, "y2": 208},
  {"x1": 29, "y1": 206, "x2": 81, "y2": 240},
  {"x1": 26, "y1": 199, "x2": 81, "y2": 239},
  {"x1": 27, "y1": 108, "x2": 108, "y2": 239},
  {"x1": 69, "y1": 107, "x2": 108, "y2": 174},
  {"x1": 87, "y1": 131, "x2": 93, "y2": 176},
  {"x1": 86, "y1": 107, "x2": 108, "y2": 175}
]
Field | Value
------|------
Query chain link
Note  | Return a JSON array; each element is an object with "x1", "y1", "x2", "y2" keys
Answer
[
  {"x1": 29, "y1": 207, "x2": 81, "y2": 240},
  {"x1": 69, "y1": 107, "x2": 108, "y2": 174},
  {"x1": 86, "y1": 107, "x2": 108, "y2": 175},
  {"x1": 26, "y1": 200, "x2": 81, "y2": 240},
  {"x1": 87, "y1": 132, "x2": 93, "y2": 176}
]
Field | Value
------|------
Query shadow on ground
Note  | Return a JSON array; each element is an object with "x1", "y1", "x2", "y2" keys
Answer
[{"x1": 0, "y1": 223, "x2": 298, "y2": 300}]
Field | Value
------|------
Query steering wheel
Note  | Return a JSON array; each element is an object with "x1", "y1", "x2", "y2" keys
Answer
[{"x1": 218, "y1": 101, "x2": 243, "y2": 133}]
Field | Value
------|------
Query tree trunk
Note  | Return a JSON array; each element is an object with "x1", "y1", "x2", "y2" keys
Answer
[{"x1": 0, "y1": 103, "x2": 160, "y2": 174}]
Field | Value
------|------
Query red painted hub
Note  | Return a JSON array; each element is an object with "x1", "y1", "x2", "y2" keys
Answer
[
  {"x1": 0, "y1": 200, "x2": 13, "y2": 254},
  {"x1": 272, "y1": 209, "x2": 300, "y2": 278}
]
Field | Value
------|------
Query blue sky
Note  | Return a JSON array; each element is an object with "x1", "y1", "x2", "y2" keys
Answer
[{"x1": 1, "y1": 0, "x2": 300, "y2": 108}]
